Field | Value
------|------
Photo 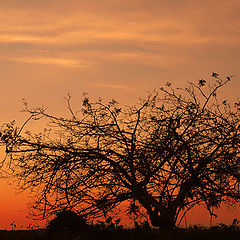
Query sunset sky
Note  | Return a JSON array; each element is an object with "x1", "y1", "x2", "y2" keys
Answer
[{"x1": 0, "y1": 0, "x2": 240, "y2": 229}]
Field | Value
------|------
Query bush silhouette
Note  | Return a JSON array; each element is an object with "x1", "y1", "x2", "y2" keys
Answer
[{"x1": 47, "y1": 209, "x2": 88, "y2": 232}]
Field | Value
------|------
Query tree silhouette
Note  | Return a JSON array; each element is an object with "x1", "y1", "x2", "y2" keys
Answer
[{"x1": 0, "y1": 74, "x2": 239, "y2": 230}]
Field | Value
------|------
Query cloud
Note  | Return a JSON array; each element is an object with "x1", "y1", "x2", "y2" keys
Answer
[
  {"x1": 88, "y1": 81, "x2": 132, "y2": 90},
  {"x1": 1, "y1": 1, "x2": 239, "y2": 47},
  {"x1": 0, "y1": 0, "x2": 239, "y2": 90},
  {"x1": 8, "y1": 56, "x2": 90, "y2": 68}
]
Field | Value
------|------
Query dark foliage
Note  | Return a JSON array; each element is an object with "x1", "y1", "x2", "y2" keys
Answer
[
  {"x1": 0, "y1": 221, "x2": 240, "y2": 240},
  {"x1": 47, "y1": 209, "x2": 88, "y2": 232},
  {"x1": 178, "y1": 223, "x2": 240, "y2": 240}
]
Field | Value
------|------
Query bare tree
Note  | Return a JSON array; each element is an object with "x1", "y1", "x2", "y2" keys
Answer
[{"x1": 1, "y1": 73, "x2": 240, "y2": 230}]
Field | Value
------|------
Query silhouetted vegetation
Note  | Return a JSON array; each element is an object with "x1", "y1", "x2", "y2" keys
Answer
[
  {"x1": 47, "y1": 209, "x2": 88, "y2": 232},
  {"x1": 0, "y1": 73, "x2": 239, "y2": 231},
  {"x1": 0, "y1": 221, "x2": 240, "y2": 240}
]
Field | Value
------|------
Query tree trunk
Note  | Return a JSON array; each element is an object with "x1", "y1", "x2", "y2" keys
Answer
[
  {"x1": 138, "y1": 198, "x2": 175, "y2": 229},
  {"x1": 148, "y1": 209, "x2": 175, "y2": 230},
  {"x1": 136, "y1": 188, "x2": 176, "y2": 230}
]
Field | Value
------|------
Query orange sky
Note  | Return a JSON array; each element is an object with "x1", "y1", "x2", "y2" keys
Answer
[{"x1": 0, "y1": 0, "x2": 240, "y2": 229}]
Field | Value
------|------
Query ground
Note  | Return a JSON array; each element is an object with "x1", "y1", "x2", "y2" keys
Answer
[{"x1": 0, "y1": 225, "x2": 240, "y2": 240}]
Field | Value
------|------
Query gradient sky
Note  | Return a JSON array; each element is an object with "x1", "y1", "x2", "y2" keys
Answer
[{"x1": 0, "y1": 0, "x2": 240, "y2": 229}]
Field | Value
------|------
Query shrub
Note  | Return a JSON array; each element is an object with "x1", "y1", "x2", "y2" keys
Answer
[{"x1": 47, "y1": 209, "x2": 88, "y2": 232}]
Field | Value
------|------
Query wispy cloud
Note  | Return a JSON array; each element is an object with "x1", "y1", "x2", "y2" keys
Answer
[
  {"x1": 8, "y1": 56, "x2": 90, "y2": 68},
  {"x1": 88, "y1": 81, "x2": 132, "y2": 90},
  {"x1": 0, "y1": 0, "x2": 239, "y2": 104}
]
